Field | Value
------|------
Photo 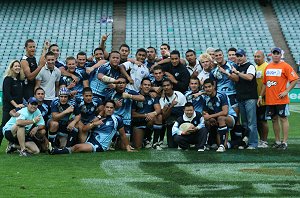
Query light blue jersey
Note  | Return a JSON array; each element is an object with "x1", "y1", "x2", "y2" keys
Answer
[
  {"x1": 2, "y1": 107, "x2": 45, "y2": 134},
  {"x1": 107, "y1": 88, "x2": 139, "y2": 126},
  {"x1": 87, "y1": 114, "x2": 123, "y2": 151},
  {"x1": 185, "y1": 90, "x2": 205, "y2": 113},
  {"x1": 210, "y1": 61, "x2": 237, "y2": 95},
  {"x1": 89, "y1": 63, "x2": 120, "y2": 97}
]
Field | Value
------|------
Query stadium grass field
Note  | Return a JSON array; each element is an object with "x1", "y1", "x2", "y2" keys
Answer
[{"x1": 0, "y1": 106, "x2": 299, "y2": 197}]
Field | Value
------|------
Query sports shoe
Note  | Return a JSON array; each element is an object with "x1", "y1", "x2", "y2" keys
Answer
[
  {"x1": 258, "y1": 140, "x2": 269, "y2": 148},
  {"x1": 197, "y1": 147, "x2": 205, "y2": 152},
  {"x1": 246, "y1": 146, "x2": 256, "y2": 150},
  {"x1": 242, "y1": 136, "x2": 249, "y2": 145},
  {"x1": 152, "y1": 142, "x2": 162, "y2": 150},
  {"x1": 6, "y1": 143, "x2": 17, "y2": 154},
  {"x1": 158, "y1": 141, "x2": 168, "y2": 148},
  {"x1": 216, "y1": 145, "x2": 225, "y2": 152},
  {"x1": 18, "y1": 149, "x2": 31, "y2": 157},
  {"x1": 271, "y1": 142, "x2": 281, "y2": 149},
  {"x1": 238, "y1": 146, "x2": 245, "y2": 150},
  {"x1": 144, "y1": 141, "x2": 152, "y2": 149},
  {"x1": 277, "y1": 143, "x2": 288, "y2": 150}
]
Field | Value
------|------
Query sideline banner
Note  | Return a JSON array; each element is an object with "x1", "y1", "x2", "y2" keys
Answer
[{"x1": 288, "y1": 88, "x2": 300, "y2": 103}]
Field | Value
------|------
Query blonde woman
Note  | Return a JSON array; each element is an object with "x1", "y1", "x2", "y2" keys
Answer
[{"x1": 0, "y1": 60, "x2": 25, "y2": 145}]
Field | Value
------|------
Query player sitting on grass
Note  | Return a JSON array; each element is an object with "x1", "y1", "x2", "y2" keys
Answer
[
  {"x1": 202, "y1": 79, "x2": 237, "y2": 152},
  {"x1": 3, "y1": 97, "x2": 45, "y2": 156},
  {"x1": 49, "y1": 100, "x2": 134, "y2": 154},
  {"x1": 48, "y1": 87, "x2": 80, "y2": 149},
  {"x1": 172, "y1": 102, "x2": 208, "y2": 151}
]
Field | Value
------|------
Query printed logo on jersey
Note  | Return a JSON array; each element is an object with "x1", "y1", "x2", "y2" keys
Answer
[
  {"x1": 175, "y1": 73, "x2": 179, "y2": 77},
  {"x1": 266, "y1": 80, "x2": 277, "y2": 88},
  {"x1": 106, "y1": 121, "x2": 113, "y2": 126},
  {"x1": 266, "y1": 69, "x2": 282, "y2": 76}
]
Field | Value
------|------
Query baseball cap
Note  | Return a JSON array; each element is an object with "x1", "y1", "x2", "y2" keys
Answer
[
  {"x1": 236, "y1": 49, "x2": 246, "y2": 56},
  {"x1": 59, "y1": 87, "x2": 70, "y2": 96},
  {"x1": 271, "y1": 47, "x2": 282, "y2": 54},
  {"x1": 28, "y1": 97, "x2": 38, "y2": 105}
]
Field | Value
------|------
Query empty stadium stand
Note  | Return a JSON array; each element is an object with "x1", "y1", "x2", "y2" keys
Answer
[{"x1": 125, "y1": 0, "x2": 275, "y2": 61}]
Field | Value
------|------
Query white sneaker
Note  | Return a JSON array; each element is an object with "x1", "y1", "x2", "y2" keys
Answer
[
  {"x1": 258, "y1": 140, "x2": 268, "y2": 148},
  {"x1": 152, "y1": 143, "x2": 162, "y2": 150},
  {"x1": 216, "y1": 145, "x2": 225, "y2": 152},
  {"x1": 159, "y1": 141, "x2": 168, "y2": 148},
  {"x1": 144, "y1": 141, "x2": 152, "y2": 149},
  {"x1": 246, "y1": 146, "x2": 256, "y2": 150},
  {"x1": 197, "y1": 148, "x2": 205, "y2": 152}
]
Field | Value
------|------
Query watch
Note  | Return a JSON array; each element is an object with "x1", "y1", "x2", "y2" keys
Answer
[{"x1": 97, "y1": 115, "x2": 102, "y2": 119}]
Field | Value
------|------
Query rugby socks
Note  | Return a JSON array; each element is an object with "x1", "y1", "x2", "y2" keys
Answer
[
  {"x1": 218, "y1": 126, "x2": 228, "y2": 145},
  {"x1": 153, "y1": 124, "x2": 162, "y2": 144},
  {"x1": 159, "y1": 125, "x2": 166, "y2": 142},
  {"x1": 48, "y1": 131, "x2": 57, "y2": 146}
]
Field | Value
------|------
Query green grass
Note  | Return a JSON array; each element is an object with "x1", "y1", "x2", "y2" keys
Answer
[{"x1": 0, "y1": 108, "x2": 300, "y2": 197}]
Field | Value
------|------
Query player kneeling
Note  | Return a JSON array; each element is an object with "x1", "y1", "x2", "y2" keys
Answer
[
  {"x1": 49, "y1": 100, "x2": 134, "y2": 154},
  {"x1": 172, "y1": 102, "x2": 208, "y2": 151}
]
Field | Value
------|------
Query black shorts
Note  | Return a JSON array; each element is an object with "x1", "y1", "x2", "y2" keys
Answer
[
  {"x1": 87, "y1": 136, "x2": 104, "y2": 152},
  {"x1": 266, "y1": 104, "x2": 290, "y2": 118},
  {"x1": 4, "y1": 130, "x2": 33, "y2": 144},
  {"x1": 132, "y1": 118, "x2": 148, "y2": 129},
  {"x1": 228, "y1": 94, "x2": 238, "y2": 108},
  {"x1": 257, "y1": 105, "x2": 270, "y2": 121}
]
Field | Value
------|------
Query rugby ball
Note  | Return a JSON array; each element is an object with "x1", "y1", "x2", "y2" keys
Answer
[{"x1": 179, "y1": 123, "x2": 194, "y2": 132}]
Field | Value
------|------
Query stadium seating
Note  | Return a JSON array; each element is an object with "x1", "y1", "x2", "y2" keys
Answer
[
  {"x1": 125, "y1": 0, "x2": 274, "y2": 61},
  {"x1": 272, "y1": 0, "x2": 300, "y2": 64},
  {"x1": 0, "y1": 0, "x2": 113, "y2": 90}
]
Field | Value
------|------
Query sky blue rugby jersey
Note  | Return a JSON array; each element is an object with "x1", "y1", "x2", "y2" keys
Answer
[
  {"x1": 107, "y1": 88, "x2": 139, "y2": 126},
  {"x1": 89, "y1": 62, "x2": 120, "y2": 97},
  {"x1": 87, "y1": 114, "x2": 123, "y2": 151},
  {"x1": 74, "y1": 97, "x2": 102, "y2": 124},
  {"x1": 209, "y1": 61, "x2": 237, "y2": 96},
  {"x1": 185, "y1": 90, "x2": 205, "y2": 114}
]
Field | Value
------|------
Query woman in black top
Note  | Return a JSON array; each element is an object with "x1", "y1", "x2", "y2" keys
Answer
[{"x1": 0, "y1": 60, "x2": 25, "y2": 145}]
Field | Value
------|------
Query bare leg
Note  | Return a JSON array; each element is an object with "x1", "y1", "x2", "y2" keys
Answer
[
  {"x1": 72, "y1": 143, "x2": 93, "y2": 153},
  {"x1": 271, "y1": 115, "x2": 280, "y2": 142},
  {"x1": 280, "y1": 117, "x2": 289, "y2": 143},
  {"x1": 133, "y1": 127, "x2": 144, "y2": 149}
]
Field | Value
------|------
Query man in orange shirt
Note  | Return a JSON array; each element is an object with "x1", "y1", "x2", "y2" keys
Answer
[{"x1": 258, "y1": 47, "x2": 299, "y2": 150}]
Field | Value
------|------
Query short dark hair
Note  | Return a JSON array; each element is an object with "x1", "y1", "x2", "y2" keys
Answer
[
  {"x1": 162, "y1": 78, "x2": 173, "y2": 86},
  {"x1": 185, "y1": 49, "x2": 196, "y2": 55},
  {"x1": 170, "y1": 50, "x2": 180, "y2": 58},
  {"x1": 25, "y1": 39, "x2": 35, "y2": 47},
  {"x1": 77, "y1": 51, "x2": 87, "y2": 59},
  {"x1": 108, "y1": 51, "x2": 121, "y2": 60},
  {"x1": 214, "y1": 49, "x2": 223, "y2": 54},
  {"x1": 119, "y1": 44, "x2": 130, "y2": 51},
  {"x1": 161, "y1": 43, "x2": 170, "y2": 50},
  {"x1": 141, "y1": 77, "x2": 151, "y2": 85},
  {"x1": 93, "y1": 47, "x2": 104, "y2": 55},
  {"x1": 135, "y1": 48, "x2": 147, "y2": 56},
  {"x1": 152, "y1": 65, "x2": 163, "y2": 72},
  {"x1": 117, "y1": 75, "x2": 128, "y2": 83},
  {"x1": 203, "y1": 78, "x2": 214, "y2": 86},
  {"x1": 83, "y1": 87, "x2": 93, "y2": 95},
  {"x1": 45, "y1": 51, "x2": 55, "y2": 58},
  {"x1": 227, "y1": 47, "x2": 237, "y2": 53},
  {"x1": 147, "y1": 46, "x2": 157, "y2": 54},
  {"x1": 190, "y1": 77, "x2": 200, "y2": 84},
  {"x1": 49, "y1": 44, "x2": 59, "y2": 52},
  {"x1": 104, "y1": 99, "x2": 116, "y2": 107},
  {"x1": 184, "y1": 102, "x2": 194, "y2": 108},
  {"x1": 34, "y1": 87, "x2": 45, "y2": 95}
]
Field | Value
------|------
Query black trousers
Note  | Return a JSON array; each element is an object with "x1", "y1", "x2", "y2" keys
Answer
[{"x1": 173, "y1": 127, "x2": 208, "y2": 150}]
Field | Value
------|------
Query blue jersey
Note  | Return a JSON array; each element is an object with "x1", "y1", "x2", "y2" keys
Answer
[
  {"x1": 55, "y1": 60, "x2": 65, "y2": 68},
  {"x1": 185, "y1": 90, "x2": 205, "y2": 113},
  {"x1": 87, "y1": 114, "x2": 123, "y2": 151},
  {"x1": 50, "y1": 98, "x2": 77, "y2": 125},
  {"x1": 59, "y1": 70, "x2": 88, "y2": 98},
  {"x1": 133, "y1": 94, "x2": 159, "y2": 114},
  {"x1": 89, "y1": 62, "x2": 120, "y2": 97},
  {"x1": 38, "y1": 103, "x2": 50, "y2": 123},
  {"x1": 107, "y1": 88, "x2": 139, "y2": 126},
  {"x1": 210, "y1": 61, "x2": 237, "y2": 95},
  {"x1": 75, "y1": 97, "x2": 102, "y2": 124},
  {"x1": 203, "y1": 92, "x2": 236, "y2": 117}
]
